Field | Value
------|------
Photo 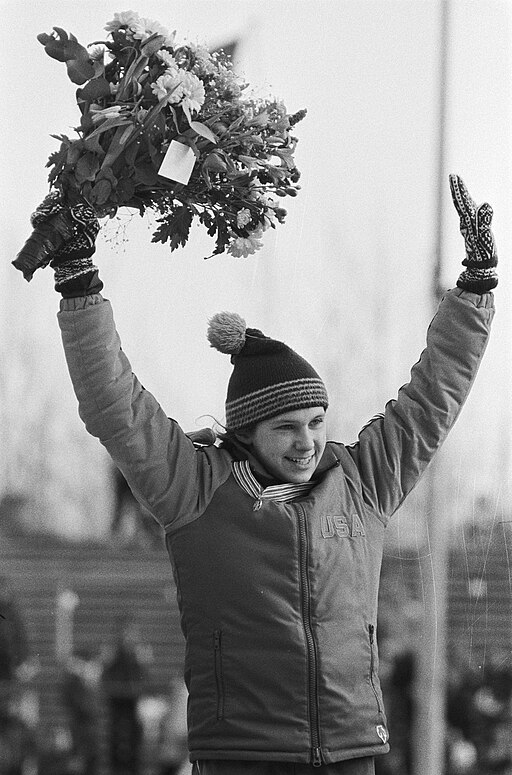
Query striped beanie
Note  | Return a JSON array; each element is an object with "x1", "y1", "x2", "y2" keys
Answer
[{"x1": 207, "y1": 312, "x2": 328, "y2": 430}]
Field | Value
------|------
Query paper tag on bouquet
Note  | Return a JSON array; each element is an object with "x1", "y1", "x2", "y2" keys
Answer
[{"x1": 158, "y1": 140, "x2": 196, "y2": 184}]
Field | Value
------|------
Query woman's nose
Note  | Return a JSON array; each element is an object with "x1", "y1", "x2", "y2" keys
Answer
[{"x1": 294, "y1": 428, "x2": 314, "y2": 450}]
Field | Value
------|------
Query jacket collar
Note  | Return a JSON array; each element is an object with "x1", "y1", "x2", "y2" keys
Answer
[{"x1": 232, "y1": 460, "x2": 316, "y2": 510}]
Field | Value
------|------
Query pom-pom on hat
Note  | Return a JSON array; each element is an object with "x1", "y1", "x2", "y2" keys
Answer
[{"x1": 207, "y1": 312, "x2": 328, "y2": 430}]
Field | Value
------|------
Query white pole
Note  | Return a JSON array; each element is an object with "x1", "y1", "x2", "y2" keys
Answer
[{"x1": 413, "y1": 3, "x2": 450, "y2": 775}]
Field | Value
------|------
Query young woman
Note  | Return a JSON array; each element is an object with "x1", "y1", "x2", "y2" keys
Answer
[{"x1": 20, "y1": 175, "x2": 497, "y2": 774}]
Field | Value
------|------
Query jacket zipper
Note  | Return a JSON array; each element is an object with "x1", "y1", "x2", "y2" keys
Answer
[
  {"x1": 297, "y1": 505, "x2": 322, "y2": 767},
  {"x1": 368, "y1": 624, "x2": 384, "y2": 714},
  {"x1": 214, "y1": 629, "x2": 225, "y2": 720}
]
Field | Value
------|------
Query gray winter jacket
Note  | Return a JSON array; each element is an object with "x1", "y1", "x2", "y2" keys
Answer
[{"x1": 58, "y1": 288, "x2": 494, "y2": 765}]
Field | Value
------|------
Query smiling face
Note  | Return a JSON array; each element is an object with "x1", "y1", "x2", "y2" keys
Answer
[{"x1": 236, "y1": 406, "x2": 327, "y2": 483}]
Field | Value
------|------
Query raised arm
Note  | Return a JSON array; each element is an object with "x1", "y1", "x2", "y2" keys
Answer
[
  {"x1": 347, "y1": 176, "x2": 497, "y2": 521},
  {"x1": 24, "y1": 194, "x2": 231, "y2": 531}
]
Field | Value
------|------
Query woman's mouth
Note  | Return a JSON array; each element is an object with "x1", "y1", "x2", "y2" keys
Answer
[{"x1": 286, "y1": 455, "x2": 314, "y2": 468}]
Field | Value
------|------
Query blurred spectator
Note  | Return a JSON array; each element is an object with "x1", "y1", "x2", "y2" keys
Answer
[
  {"x1": 0, "y1": 704, "x2": 35, "y2": 775},
  {"x1": 102, "y1": 615, "x2": 149, "y2": 775},
  {"x1": 156, "y1": 677, "x2": 189, "y2": 775},
  {"x1": 446, "y1": 657, "x2": 481, "y2": 745},
  {"x1": 0, "y1": 576, "x2": 30, "y2": 684},
  {"x1": 446, "y1": 650, "x2": 512, "y2": 775},
  {"x1": 389, "y1": 649, "x2": 415, "y2": 773},
  {"x1": 375, "y1": 646, "x2": 415, "y2": 775},
  {"x1": 374, "y1": 605, "x2": 421, "y2": 775},
  {"x1": 61, "y1": 645, "x2": 103, "y2": 775},
  {"x1": 446, "y1": 728, "x2": 478, "y2": 775},
  {"x1": 0, "y1": 576, "x2": 36, "y2": 775}
]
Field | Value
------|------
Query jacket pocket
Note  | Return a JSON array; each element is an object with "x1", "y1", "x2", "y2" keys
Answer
[
  {"x1": 368, "y1": 624, "x2": 384, "y2": 714},
  {"x1": 213, "y1": 629, "x2": 225, "y2": 720}
]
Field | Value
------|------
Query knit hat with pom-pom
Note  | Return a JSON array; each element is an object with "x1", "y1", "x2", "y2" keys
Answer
[{"x1": 207, "y1": 311, "x2": 328, "y2": 430}]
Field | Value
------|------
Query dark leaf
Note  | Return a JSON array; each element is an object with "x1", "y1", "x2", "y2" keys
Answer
[
  {"x1": 151, "y1": 205, "x2": 193, "y2": 251},
  {"x1": 79, "y1": 110, "x2": 95, "y2": 131},
  {"x1": 46, "y1": 148, "x2": 68, "y2": 185},
  {"x1": 77, "y1": 77, "x2": 111, "y2": 102},
  {"x1": 50, "y1": 133, "x2": 72, "y2": 144},
  {"x1": 203, "y1": 153, "x2": 228, "y2": 173},
  {"x1": 46, "y1": 147, "x2": 66, "y2": 170},
  {"x1": 221, "y1": 152, "x2": 236, "y2": 174},
  {"x1": 229, "y1": 172, "x2": 252, "y2": 189},
  {"x1": 66, "y1": 142, "x2": 84, "y2": 166},
  {"x1": 66, "y1": 58, "x2": 96, "y2": 86},
  {"x1": 51, "y1": 27, "x2": 88, "y2": 60},
  {"x1": 123, "y1": 197, "x2": 146, "y2": 216},
  {"x1": 124, "y1": 139, "x2": 142, "y2": 167},
  {"x1": 75, "y1": 152, "x2": 101, "y2": 183},
  {"x1": 265, "y1": 165, "x2": 287, "y2": 182},
  {"x1": 198, "y1": 210, "x2": 216, "y2": 237},
  {"x1": 96, "y1": 167, "x2": 117, "y2": 184},
  {"x1": 81, "y1": 181, "x2": 93, "y2": 200},
  {"x1": 273, "y1": 148, "x2": 296, "y2": 170},
  {"x1": 148, "y1": 112, "x2": 166, "y2": 139},
  {"x1": 37, "y1": 32, "x2": 68, "y2": 62},
  {"x1": 145, "y1": 135, "x2": 162, "y2": 166},
  {"x1": 116, "y1": 176, "x2": 136, "y2": 202},
  {"x1": 90, "y1": 179, "x2": 112, "y2": 205},
  {"x1": 207, "y1": 214, "x2": 230, "y2": 257},
  {"x1": 135, "y1": 163, "x2": 159, "y2": 186},
  {"x1": 38, "y1": 27, "x2": 94, "y2": 84},
  {"x1": 83, "y1": 133, "x2": 105, "y2": 156}
]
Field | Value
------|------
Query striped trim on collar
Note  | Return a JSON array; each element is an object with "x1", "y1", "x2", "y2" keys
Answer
[{"x1": 232, "y1": 460, "x2": 315, "y2": 511}]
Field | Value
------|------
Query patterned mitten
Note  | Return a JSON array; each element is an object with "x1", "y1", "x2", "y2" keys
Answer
[
  {"x1": 13, "y1": 192, "x2": 101, "y2": 295},
  {"x1": 45, "y1": 197, "x2": 102, "y2": 296},
  {"x1": 449, "y1": 174, "x2": 498, "y2": 293}
]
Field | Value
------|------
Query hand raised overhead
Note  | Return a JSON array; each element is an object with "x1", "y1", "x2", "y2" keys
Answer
[{"x1": 449, "y1": 174, "x2": 498, "y2": 293}]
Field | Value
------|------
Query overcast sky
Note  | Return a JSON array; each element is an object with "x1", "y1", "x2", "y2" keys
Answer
[{"x1": 1, "y1": 0, "x2": 511, "y2": 538}]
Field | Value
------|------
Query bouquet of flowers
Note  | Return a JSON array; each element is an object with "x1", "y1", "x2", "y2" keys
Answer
[{"x1": 13, "y1": 10, "x2": 306, "y2": 280}]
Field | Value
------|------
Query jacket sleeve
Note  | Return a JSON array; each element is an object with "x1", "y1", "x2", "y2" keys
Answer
[
  {"x1": 58, "y1": 294, "x2": 232, "y2": 532},
  {"x1": 346, "y1": 288, "x2": 495, "y2": 522}
]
